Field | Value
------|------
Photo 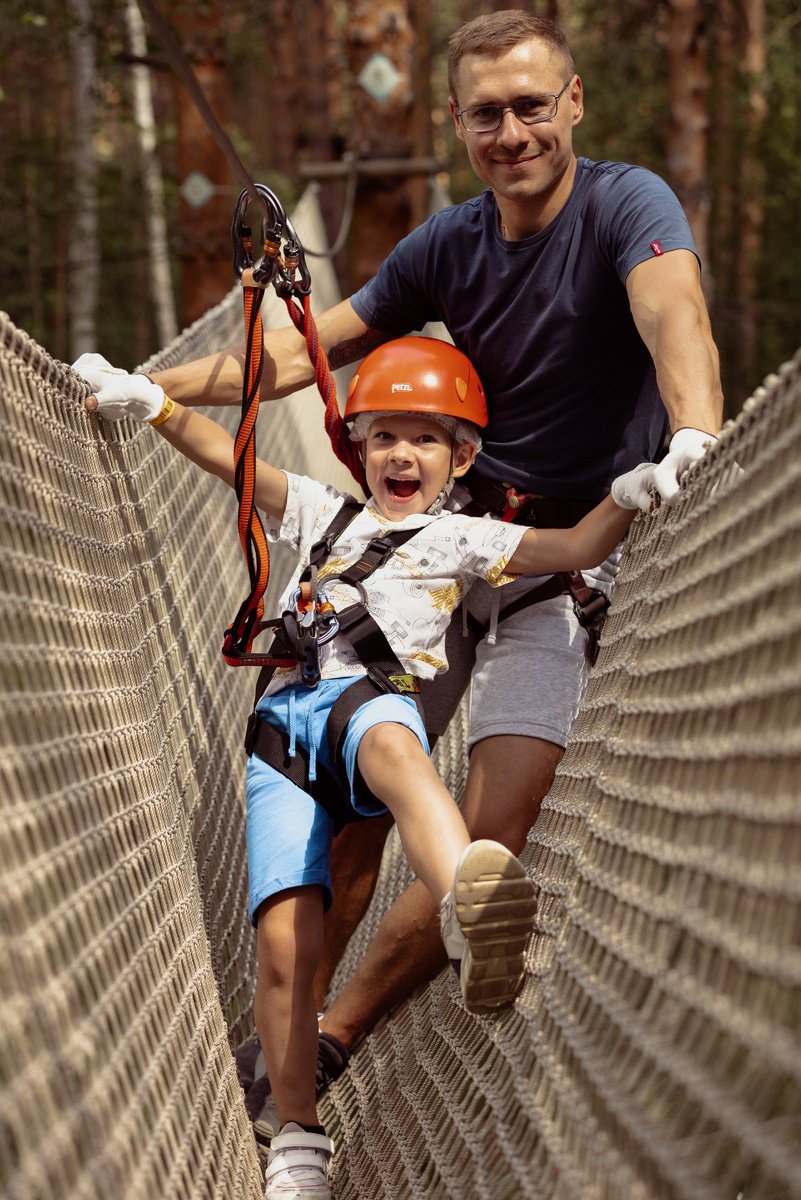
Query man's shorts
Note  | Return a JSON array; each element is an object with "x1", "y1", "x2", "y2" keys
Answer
[
  {"x1": 420, "y1": 547, "x2": 623, "y2": 750},
  {"x1": 245, "y1": 677, "x2": 428, "y2": 925}
]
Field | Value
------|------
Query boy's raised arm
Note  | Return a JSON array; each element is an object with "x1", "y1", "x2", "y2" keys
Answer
[
  {"x1": 505, "y1": 464, "x2": 655, "y2": 577},
  {"x1": 74, "y1": 354, "x2": 288, "y2": 519},
  {"x1": 155, "y1": 403, "x2": 288, "y2": 520}
]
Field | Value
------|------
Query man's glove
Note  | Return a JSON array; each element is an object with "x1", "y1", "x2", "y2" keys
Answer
[
  {"x1": 651, "y1": 428, "x2": 717, "y2": 505},
  {"x1": 72, "y1": 352, "x2": 164, "y2": 422},
  {"x1": 610, "y1": 462, "x2": 656, "y2": 512}
]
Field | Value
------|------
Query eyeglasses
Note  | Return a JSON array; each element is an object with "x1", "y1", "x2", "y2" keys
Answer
[{"x1": 456, "y1": 78, "x2": 573, "y2": 133}]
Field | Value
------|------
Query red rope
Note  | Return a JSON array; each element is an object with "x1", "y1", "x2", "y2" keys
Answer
[
  {"x1": 501, "y1": 485, "x2": 535, "y2": 523},
  {"x1": 285, "y1": 293, "x2": 368, "y2": 493}
]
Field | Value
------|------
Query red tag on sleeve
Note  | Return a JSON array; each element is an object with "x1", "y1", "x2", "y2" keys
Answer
[{"x1": 650, "y1": 241, "x2": 664, "y2": 256}]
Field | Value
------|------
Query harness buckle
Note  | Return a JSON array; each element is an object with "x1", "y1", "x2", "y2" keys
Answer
[
  {"x1": 388, "y1": 673, "x2": 421, "y2": 694},
  {"x1": 572, "y1": 590, "x2": 610, "y2": 628},
  {"x1": 357, "y1": 536, "x2": 398, "y2": 571}
]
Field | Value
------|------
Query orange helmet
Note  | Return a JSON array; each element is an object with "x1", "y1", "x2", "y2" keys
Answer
[{"x1": 344, "y1": 336, "x2": 488, "y2": 428}]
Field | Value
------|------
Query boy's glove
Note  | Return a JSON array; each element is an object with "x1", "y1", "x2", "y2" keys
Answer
[
  {"x1": 72, "y1": 352, "x2": 164, "y2": 422},
  {"x1": 610, "y1": 463, "x2": 656, "y2": 511},
  {"x1": 651, "y1": 428, "x2": 717, "y2": 505}
]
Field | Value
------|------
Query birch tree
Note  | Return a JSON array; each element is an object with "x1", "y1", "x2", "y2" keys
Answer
[
  {"x1": 125, "y1": 0, "x2": 178, "y2": 347},
  {"x1": 68, "y1": 0, "x2": 100, "y2": 358}
]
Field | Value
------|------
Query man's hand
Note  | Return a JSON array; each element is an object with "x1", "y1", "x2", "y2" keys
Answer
[
  {"x1": 72, "y1": 353, "x2": 164, "y2": 422},
  {"x1": 651, "y1": 428, "x2": 717, "y2": 505},
  {"x1": 610, "y1": 463, "x2": 657, "y2": 512}
]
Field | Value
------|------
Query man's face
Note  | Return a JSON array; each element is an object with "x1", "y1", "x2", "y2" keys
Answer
[{"x1": 449, "y1": 37, "x2": 583, "y2": 212}]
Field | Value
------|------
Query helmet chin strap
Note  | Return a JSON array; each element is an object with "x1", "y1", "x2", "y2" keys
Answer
[
  {"x1": 426, "y1": 475, "x2": 455, "y2": 515},
  {"x1": 426, "y1": 442, "x2": 457, "y2": 516}
]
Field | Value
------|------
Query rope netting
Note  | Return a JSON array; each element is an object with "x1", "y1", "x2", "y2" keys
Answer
[{"x1": 1, "y1": 185, "x2": 800, "y2": 1198}]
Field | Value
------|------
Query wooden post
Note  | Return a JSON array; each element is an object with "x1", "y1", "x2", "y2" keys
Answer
[{"x1": 343, "y1": 0, "x2": 433, "y2": 292}]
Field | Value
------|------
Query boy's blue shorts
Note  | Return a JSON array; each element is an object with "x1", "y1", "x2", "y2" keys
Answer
[{"x1": 245, "y1": 676, "x2": 428, "y2": 926}]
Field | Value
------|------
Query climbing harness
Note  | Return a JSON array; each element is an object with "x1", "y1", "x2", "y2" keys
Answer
[
  {"x1": 462, "y1": 474, "x2": 611, "y2": 665},
  {"x1": 244, "y1": 498, "x2": 428, "y2": 833},
  {"x1": 222, "y1": 184, "x2": 367, "y2": 669}
]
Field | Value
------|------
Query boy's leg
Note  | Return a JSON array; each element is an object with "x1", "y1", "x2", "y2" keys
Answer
[
  {"x1": 315, "y1": 813, "x2": 394, "y2": 1012},
  {"x1": 354, "y1": 719, "x2": 536, "y2": 1013},
  {"x1": 321, "y1": 732, "x2": 558, "y2": 1045},
  {"x1": 357, "y1": 721, "x2": 469, "y2": 902},
  {"x1": 255, "y1": 885, "x2": 326, "y2": 1129},
  {"x1": 314, "y1": 618, "x2": 477, "y2": 1009}
]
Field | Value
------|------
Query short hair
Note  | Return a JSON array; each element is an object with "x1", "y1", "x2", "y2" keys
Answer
[
  {"x1": 447, "y1": 10, "x2": 575, "y2": 103},
  {"x1": 348, "y1": 410, "x2": 483, "y2": 451}
]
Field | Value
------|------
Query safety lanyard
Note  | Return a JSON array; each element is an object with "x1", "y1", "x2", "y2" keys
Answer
[{"x1": 222, "y1": 186, "x2": 367, "y2": 667}]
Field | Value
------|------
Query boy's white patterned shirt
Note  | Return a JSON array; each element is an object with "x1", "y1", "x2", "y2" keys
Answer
[{"x1": 261, "y1": 472, "x2": 528, "y2": 694}]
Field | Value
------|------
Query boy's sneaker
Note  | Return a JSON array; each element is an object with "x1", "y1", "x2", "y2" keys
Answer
[
  {"x1": 440, "y1": 839, "x2": 537, "y2": 1015},
  {"x1": 264, "y1": 1123, "x2": 334, "y2": 1199},
  {"x1": 242, "y1": 1032, "x2": 350, "y2": 1149}
]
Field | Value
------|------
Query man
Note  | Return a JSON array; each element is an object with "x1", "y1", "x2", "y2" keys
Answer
[{"x1": 149, "y1": 9, "x2": 722, "y2": 1104}]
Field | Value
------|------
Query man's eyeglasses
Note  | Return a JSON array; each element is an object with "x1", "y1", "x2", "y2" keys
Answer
[{"x1": 456, "y1": 78, "x2": 573, "y2": 134}]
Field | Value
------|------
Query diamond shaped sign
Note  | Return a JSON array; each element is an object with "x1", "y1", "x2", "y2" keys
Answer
[
  {"x1": 180, "y1": 170, "x2": 216, "y2": 209},
  {"x1": 357, "y1": 52, "x2": 402, "y2": 102}
]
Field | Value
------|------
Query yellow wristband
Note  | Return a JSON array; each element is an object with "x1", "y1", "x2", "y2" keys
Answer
[{"x1": 149, "y1": 395, "x2": 175, "y2": 426}]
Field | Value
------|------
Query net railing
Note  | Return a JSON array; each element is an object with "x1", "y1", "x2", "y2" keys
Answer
[
  {"x1": 322, "y1": 350, "x2": 801, "y2": 1200},
  {"x1": 1, "y1": 183, "x2": 800, "y2": 1198}
]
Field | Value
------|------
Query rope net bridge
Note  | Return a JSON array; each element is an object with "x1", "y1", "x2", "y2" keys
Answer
[{"x1": 1, "y1": 190, "x2": 800, "y2": 1199}]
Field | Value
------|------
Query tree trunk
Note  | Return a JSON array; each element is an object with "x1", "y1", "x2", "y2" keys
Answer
[
  {"x1": 67, "y1": 0, "x2": 100, "y2": 358},
  {"x1": 302, "y1": 0, "x2": 344, "y2": 260},
  {"x1": 708, "y1": 0, "x2": 738, "y2": 412},
  {"x1": 169, "y1": 0, "x2": 234, "y2": 327},
  {"x1": 126, "y1": 0, "x2": 178, "y2": 349},
  {"x1": 666, "y1": 0, "x2": 710, "y2": 273},
  {"x1": 737, "y1": 0, "x2": 768, "y2": 389}
]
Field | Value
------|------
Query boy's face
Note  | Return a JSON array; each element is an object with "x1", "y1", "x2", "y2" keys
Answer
[{"x1": 363, "y1": 413, "x2": 476, "y2": 520}]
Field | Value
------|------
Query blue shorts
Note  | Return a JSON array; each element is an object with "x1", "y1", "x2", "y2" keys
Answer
[{"x1": 245, "y1": 677, "x2": 429, "y2": 925}]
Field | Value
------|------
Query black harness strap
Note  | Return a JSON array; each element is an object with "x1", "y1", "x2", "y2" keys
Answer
[
  {"x1": 244, "y1": 710, "x2": 360, "y2": 836},
  {"x1": 245, "y1": 501, "x2": 428, "y2": 832}
]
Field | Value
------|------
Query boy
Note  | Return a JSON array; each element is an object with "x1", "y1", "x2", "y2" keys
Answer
[{"x1": 74, "y1": 337, "x2": 651, "y2": 1199}]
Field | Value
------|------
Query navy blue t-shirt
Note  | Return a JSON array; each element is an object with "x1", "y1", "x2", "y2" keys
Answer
[{"x1": 351, "y1": 158, "x2": 698, "y2": 499}]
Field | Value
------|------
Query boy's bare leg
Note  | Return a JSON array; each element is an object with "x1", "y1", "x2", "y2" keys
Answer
[
  {"x1": 356, "y1": 722, "x2": 470, "y2": 903},
  {"x1": 320, "y1": 734, "x2": 562, "y2": 1049},
  {"x1": 255, "y1": 885, "x2": 325, "y2": 1128},
  {"x1": 314, "y1": 814, "x2": 394, "y2": 1012}
]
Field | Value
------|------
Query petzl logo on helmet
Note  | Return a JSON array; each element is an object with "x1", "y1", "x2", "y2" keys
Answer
[{"x1": 391, "y1": 383, "x2": 413, "y2": 392}]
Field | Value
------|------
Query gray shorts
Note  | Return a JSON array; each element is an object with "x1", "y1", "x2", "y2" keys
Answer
[{"x1": 420, "y1": 546, "x2": 623, "y2": 751}]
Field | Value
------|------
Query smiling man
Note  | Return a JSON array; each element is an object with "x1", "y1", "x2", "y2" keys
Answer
[{"x1": 142, "y1": 9, "x2": 723, "y2": 1127}]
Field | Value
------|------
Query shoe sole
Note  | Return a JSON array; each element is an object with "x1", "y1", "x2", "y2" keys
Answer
[{"x1": 453, "y1": 840, "x2": 537, "y2": 1015}]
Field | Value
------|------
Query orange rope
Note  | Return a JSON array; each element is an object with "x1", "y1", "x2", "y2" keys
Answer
[{"x1": 223, "y1": 285, "x2": 367, "y2": 666}]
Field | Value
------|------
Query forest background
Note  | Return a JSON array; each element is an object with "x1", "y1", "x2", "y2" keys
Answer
[{"x1": 1, "y1": 0, "x2": 799, "y2": 419}]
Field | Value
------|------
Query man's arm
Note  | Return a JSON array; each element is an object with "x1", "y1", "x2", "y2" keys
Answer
[
  {"x1": 148, "y1": 296, "x2": 389, "y2": 408},
  {"x1": 626, "y1": 249, "x2": 723, "y2": 437}
]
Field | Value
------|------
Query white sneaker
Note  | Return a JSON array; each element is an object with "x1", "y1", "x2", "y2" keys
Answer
[
  {"x1": 440, "y1": 840, "x2": 537, "y2": 1016},
  {"x1": 264, "y1": 1123, "x2": 334, "y2": 1199}
]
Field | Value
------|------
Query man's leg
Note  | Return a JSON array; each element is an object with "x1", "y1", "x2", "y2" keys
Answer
[
  {"x1": 320, "y1": 732, "x2": 561, "y2": 1049},
  {"x1": 315, "y1": 814, "x2": 394, "y2": 1011}
]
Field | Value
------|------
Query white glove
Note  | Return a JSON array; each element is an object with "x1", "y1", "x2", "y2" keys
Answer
[
  {"x1": 72, "y1": 352, "x2": 164, "y2": 422},
  {"x1": 651, "y1": 427, "x2": 717, "y2": 505},
  {"x1": 611, "y1": 463, "x2": 657, "y2": 511}
]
